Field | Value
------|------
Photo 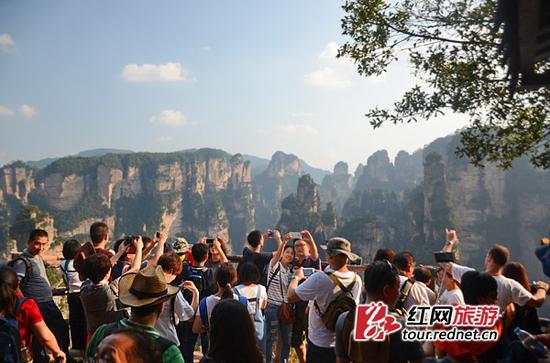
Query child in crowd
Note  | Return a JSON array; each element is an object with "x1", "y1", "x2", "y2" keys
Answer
[
  {"x1": 60, "y1": 239, "x2": 87, "y2": 352},
  {"x1": 80, "y1": 237, "x2": 143, "y2": 340}
]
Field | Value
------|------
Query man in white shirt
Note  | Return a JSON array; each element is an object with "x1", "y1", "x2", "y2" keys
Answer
[
  {"x1": 437, "y1": 264, "x2": 465, "y2": 305},
  {"x1": 288, "y1": 237, "x2": 362, "y2": 363},
  {"x1": 393, "y1": 252, "x2": 431, "y2": 311},
  {"x1": 444, "y1": 230, "x2": 548, "y2": 310}
]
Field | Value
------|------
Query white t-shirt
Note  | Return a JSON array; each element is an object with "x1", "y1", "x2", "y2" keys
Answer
[
  {"x1": 234, "y1": 284, "x2": 267, "y2": 314},
  {"x1": 398, "y1": 275, "x2": 431, "y2": 310},
  {"x1": 416, "y1": 281, "x2": 436, "y2": 305},
  {"x1": 60, "y1": 259, "x2": 82, "y2": 293},
  {"x1": 295, "y1": 267, "x2": 362, "y2": 348},
  {"x1": 439, "y1": 288, "x2": 465, "y2": 305},
  {"x1": 155, "y1": 291, "x2": 195, "y2": 345},
  {"x1": 450, "y1": 263, "x2": 533, "y2": 309},
  {"x1": 195, "y1": 293, "x2": 244, "y2": 325}
]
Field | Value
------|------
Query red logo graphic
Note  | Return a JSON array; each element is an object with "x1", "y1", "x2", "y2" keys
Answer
[{"x1": 354, "y1": 302, "x2": 402, "y2": 341}]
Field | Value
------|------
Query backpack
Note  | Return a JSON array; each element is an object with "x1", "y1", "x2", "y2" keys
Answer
[
  {"x1": 391, "y1": 279, "x2": 414, "y2": 318},
  {"x1": 198, "y1": 295, "x2": 249, "y2": 330},
  {"x1": 181, "y1": 264, "x2": 213, "y2": 299},
  {"x1": 8, "y1": 257, "x2": 32, "y2": 289},
  {"x1": 74, "y1": 242, "x2": 97, "y2": 281},
  {"x1": 233, "y1": 286, "x2": 265, "y2": 341},
  {"x1": 0, "y1": 314, "x2": 21, "y2": 363},
  {"x1": 314, "y1": 272, "x2": 357, "y2": 331}
]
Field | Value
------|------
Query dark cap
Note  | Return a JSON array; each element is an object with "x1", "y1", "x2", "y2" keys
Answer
[{"x1": 320, "y1": 237, "x2": 359, "y2": 260}]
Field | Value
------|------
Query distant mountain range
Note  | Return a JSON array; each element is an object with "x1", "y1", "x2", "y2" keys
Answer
[
  {"x1": 25, "y1": 148, "x2": 135, "y2": 169},
  {"x1": 22, "y1": 148, "x2": 330, "y2": 184}
]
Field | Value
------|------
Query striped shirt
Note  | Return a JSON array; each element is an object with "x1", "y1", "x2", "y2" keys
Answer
[{"x1": 266, "y1": 260, "x2": 291, "y2": 305}]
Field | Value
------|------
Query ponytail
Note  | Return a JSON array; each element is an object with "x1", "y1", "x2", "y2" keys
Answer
[
  {"x1": 215, "y1": 263, "x2": 237, "y2": 299},
  {"x1": 221, "y1": 283, "x2": 233, "y2": 300}
]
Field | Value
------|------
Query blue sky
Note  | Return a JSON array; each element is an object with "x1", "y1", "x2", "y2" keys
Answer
[{"x1": 0, "y1": 0, "x2": 469, "y2": 171}]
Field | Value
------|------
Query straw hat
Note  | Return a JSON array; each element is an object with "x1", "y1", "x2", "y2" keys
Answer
[{"x1": 118, "y1": 265, "x2": 179, "y2": 307}]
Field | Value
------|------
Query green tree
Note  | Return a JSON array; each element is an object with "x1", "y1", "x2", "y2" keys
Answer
[{"x1": 340, "y1": 0, "x2": 550, "y2": 169}]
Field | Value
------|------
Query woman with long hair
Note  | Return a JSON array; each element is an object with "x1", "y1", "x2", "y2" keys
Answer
[
  {"x1": 503, "y1": 262, "x2": 542, "y2": 336},
  {"x1": 192, "y1": 263, "x2": 247, "y2": 334},
  {"x1": 201, "y1": 299, "x2": 263, "y2": 363},
  {"x1": 0, "y1": 265, "x2": 66, "y2": 362}
]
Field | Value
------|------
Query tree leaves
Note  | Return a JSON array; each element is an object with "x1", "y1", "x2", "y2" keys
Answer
[{"x1": 340, "y1": 0, "x2": 550, "y2": 169}]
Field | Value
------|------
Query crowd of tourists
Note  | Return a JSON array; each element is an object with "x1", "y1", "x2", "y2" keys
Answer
[{"x1": 1, "y1": 222, "x2": 550, "y2": 363}]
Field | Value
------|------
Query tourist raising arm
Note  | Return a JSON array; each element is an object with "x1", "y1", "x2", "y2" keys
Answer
[
  {"x1": 444, "y1": 229, "x2": 549, "y2": 309},
  {"x1": 109, "y1": 242, "x2": 130, "y2": 267},
  {"x1": 148, "y1": 231, "x2": 168, "y2": 266},
  {"x1": 270, "y1": 231, "x2": 288, "y2": 269},
  {"x1": 126, "y1": 237, "x2": 144, "y2": 274},
  {"x1": 212, "y1": 238, "x2": 228, "y2": 264},
  {"x1": 301, "y1": 230, "x2": 319, "y2": 263}
]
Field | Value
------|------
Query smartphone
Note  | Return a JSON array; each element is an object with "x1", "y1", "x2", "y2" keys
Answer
[
  {"x1": 303, "y1": 268, "x2": 315, "y2": 277},
  {"x1": 267, "y1": 229, "x2": 274, "y2": 238},
  {"x1": 289, "y1": 232, "x2": 302, "y2": 240},
  {"x1": 206, "y1": 238, "x2": 215, "y2": 244},
  {"x1": 155, "y1": 231, "x2": 161, "y2": 239}
]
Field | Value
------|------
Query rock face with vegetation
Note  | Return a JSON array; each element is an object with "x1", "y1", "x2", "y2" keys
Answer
[
  {"x1": 320, "y1": 162, "x2": 353, "y2": 214},
  {"x1": 253, "y1": 151, "x2": 303, "y2": 231},
  {"x1": 277, "y1": 175, "x2": 337, "y2": 253},
  {"x1": 0, "y1": 149, "x2": 256, "y2": 253}
]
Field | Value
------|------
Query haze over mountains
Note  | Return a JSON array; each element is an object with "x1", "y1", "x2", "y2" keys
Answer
[{"x1": 2, "y1": 133, "x2": 549, "y2": 282}]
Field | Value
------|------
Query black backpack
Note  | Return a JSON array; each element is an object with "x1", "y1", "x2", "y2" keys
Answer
[
  {"x1": 391, "y1": 278, "x2": 414, "y2": 318},
  {"x1": 8, "y1": 256, "x2": 32, "y2": 289},
  {"x1": 181, "y1": 264, "x2": 214, "y2": 299},
  {"x1": 0, "y1": 316, "x2": 21, "y2": 363}
]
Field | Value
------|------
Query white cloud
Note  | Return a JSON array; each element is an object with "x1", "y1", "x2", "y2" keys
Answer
[
  {"x1": 0, "y1": 33, "x2": 14, "y2": 51},
  {"x1": 304, "y1": 41, "x2": 356, "y2": 91},
  {"x1": 121, "y1": 62, "x2": 191, "y2": 82},
  {"x1": 19, "y1": 104, "x2": 36, "y2": 119},
  {"x1": 319, "y1": 41, "x2": 339, "y2": 61},
  {"x1": 279, "y1": 123, "x2": 318, "y2": 135},
  {"x1": 149, "y1": 110, "x2": 187, "y2": 126},
  {"x1": 0, "y1": 105, "x2": 15, "y2": 116},
  {"x1": 304, "y1": 66, "x2": 353, "y2": 90},
  {"x1": 291, "y1": 111, "x2": 316, "y2": 118},
  {"x1": 200, "y1": 46, "x2": 212, "y2": 52}
]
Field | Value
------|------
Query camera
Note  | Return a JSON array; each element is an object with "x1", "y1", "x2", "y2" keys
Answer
[
  {"x1": 302, "y1": 268, "x2": 315, "y2": 277},
  {"x1": 289, "y1": 232, "x2": 302, "y2": 240},
  {"x1": 155, "y1": 231, "x2": 161, "y2": 239},
  {"x1": 124, "y1": 235, "x2": 139, "y2": 245},
  {"x1": 434, "y1": 251, "x2": 455, "y2": 263},
  {"x1": 267, "y1": 229, "x2": 275, "y2": 238},
  {"x1": 206, "y1": 238, "x2": 215, "y2": 244}
]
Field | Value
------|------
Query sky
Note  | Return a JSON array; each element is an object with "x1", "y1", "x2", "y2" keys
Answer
[{"x1": 0, "y1": 0, "x2": 470, "y2": 171}]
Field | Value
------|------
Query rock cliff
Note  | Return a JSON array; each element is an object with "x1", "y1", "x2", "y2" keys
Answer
[{"x1": 0, "y1": 149, "x2": 255, "y2": 252}]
